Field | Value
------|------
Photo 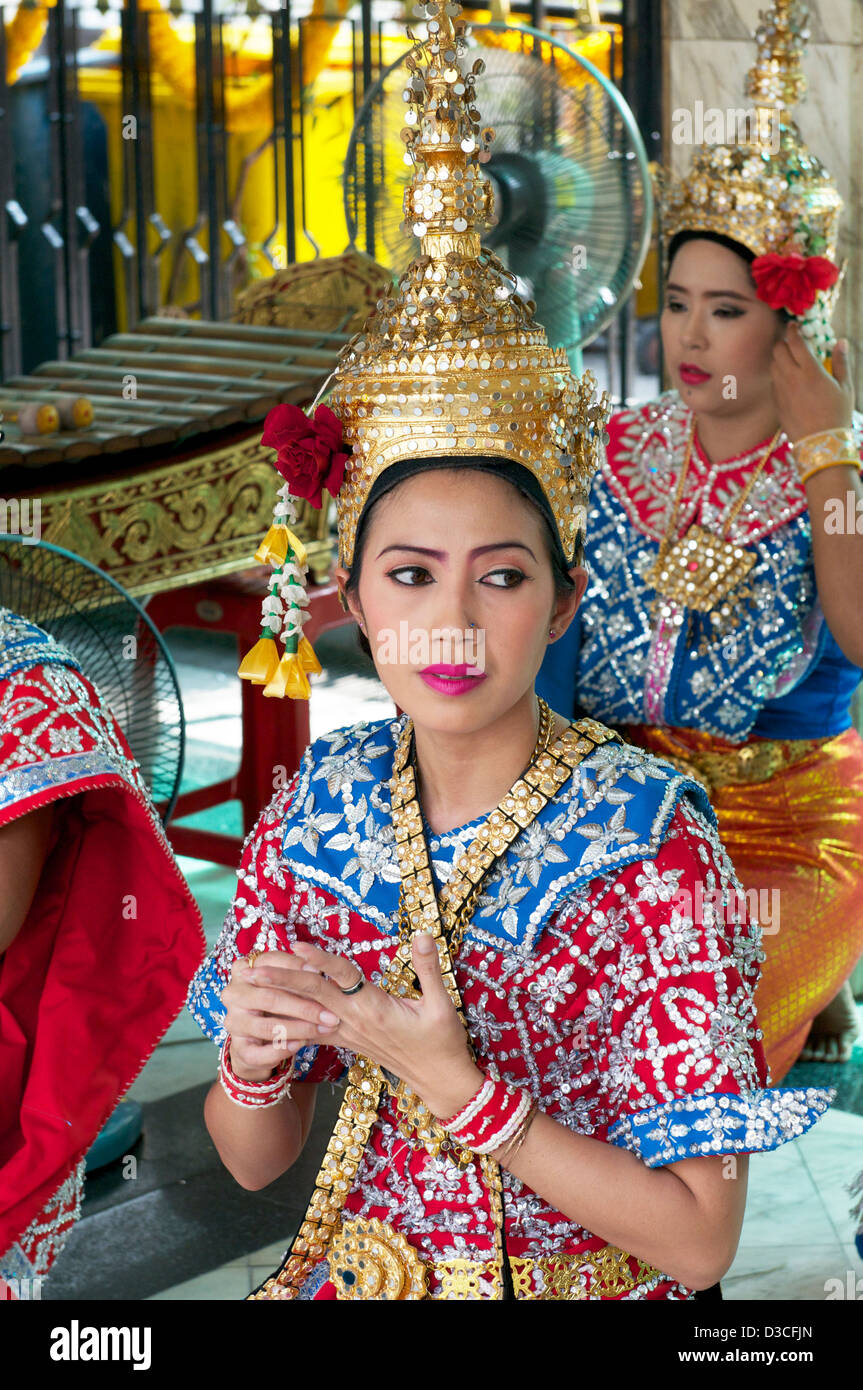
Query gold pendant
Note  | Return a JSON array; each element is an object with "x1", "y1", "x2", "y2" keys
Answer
[
  {"x1": 329, "y1": 1218, "x2": 429, "y2": 1300},
  {"x1": 646, "y1": 523, "x2": 756, "y2": 614}
]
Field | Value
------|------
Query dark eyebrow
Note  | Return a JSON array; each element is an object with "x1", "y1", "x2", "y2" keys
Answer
[
  {"x1": 666, "y1": 283, "x2": 753, "y2": 302},
  {"x1": 375, "y1": 542, "x2": 538, "y2": 561}
]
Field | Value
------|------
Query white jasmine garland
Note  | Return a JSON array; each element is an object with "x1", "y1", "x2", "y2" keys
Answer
[
  {"x1": 282, "y1": 609, "x2": 311, "y2": 641},
  {"x1": 798, "y1": 291, "x2": 835, "y2": 356},
  {"x1": 279, "y1": 583, "x2": 309, "y2": 606},
  {"x1": 281, "y1": 559, "x2": 306, "y2": 585},
  {"x1": 274, "y1": 486, "x2": 300, "y2": 527}
]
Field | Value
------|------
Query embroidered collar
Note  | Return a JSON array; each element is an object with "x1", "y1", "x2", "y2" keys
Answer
[
  {"x1": 601, "y1": 395, "x2": 863, "y2": 546},
  {"x1": 280, "y1": 716, "x2": 714, "y2": 955}
]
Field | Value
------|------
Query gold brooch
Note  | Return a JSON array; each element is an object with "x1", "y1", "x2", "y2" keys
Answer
[{"x1": 329, "y1": 1218, "x2": 429, "y2": 1300}]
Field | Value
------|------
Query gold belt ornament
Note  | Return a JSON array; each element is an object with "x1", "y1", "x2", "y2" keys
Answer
[
  {"x1": 653, "y1": 733, "x2": 827, "y2": 792},
  {"x1": 328, "y1": 1218, "x2": 429, "y2": 1300},
  {"x1": 321, "y1": 1218, "x2": 662, "y2": 1301},
  {"x1": 247, "y1": 708, "x2": 622, "y2": 1301},
  {"x1": 435, "y1": 1246, "x2": 662, "y2": 1301}
]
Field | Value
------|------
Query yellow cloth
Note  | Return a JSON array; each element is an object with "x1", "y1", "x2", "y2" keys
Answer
[{"x1": 624, "y1": 724, "x2": 863, "y2": 1082}]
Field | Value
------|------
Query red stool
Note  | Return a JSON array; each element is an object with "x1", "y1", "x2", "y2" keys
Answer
[{"x1": 147, "y1": 568, "x2": 351, "y2": 866}]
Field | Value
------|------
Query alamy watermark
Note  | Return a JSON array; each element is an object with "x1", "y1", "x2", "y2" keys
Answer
[
  {"x1": 673, "y1": 883, "x2": 780, "y2": 935},
  {"x1": 824, "y1": 1271, "x2": 863, "y2": 1299},
  {"x1": 671, "y1": 101, "x2": 781, "y2": 156},
  {"x1": 375, "y1": 622, "x2": 486, "y2": 670},
  {"x1": 2, "y1": 1276, "x2": 42, "y2": 1299},
  {"x1": 824, "y1": 492, "x2": 863, "y2": 534},
  {"x1": 49, "y1": 1321, "x2": 152, "y2": 1370},
  {"x1": 0, "y1": 497, "x2": 41, "y2": 543}
]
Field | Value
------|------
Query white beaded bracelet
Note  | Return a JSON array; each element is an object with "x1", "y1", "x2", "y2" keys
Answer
[
  {"x1": 477, "y1": 1091, "x2": 534, "y2": 1154},
  {"x1": 442, "y1": 1076, "x2": 496, "y2": 1132},
  {"x1": 218, "y1": 1038, "x2": 292, "y2": 1108}
]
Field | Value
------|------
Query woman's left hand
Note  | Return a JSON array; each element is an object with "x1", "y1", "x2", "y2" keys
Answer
[
  {"x1": 771, "y1": 321, "x2": 855, "y2": 443},
  {"x1": 253, "y1": 935, "x2": 483, "y2": 1121}
]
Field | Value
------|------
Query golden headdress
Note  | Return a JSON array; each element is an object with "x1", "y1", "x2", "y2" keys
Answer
[
  {"x1": 242, "y1": 0, "x2": 611, "y2": 698},
  {"x1": 662, "y1": 0, "x2": 843, "y2": 354}
]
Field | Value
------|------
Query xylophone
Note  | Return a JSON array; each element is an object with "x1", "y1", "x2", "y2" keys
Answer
[{"x1": 0, "y1": 316, "x2": 349, "y2": 593}]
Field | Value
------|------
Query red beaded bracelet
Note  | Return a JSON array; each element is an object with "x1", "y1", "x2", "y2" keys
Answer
[
  {"x1": 442, "y1": 1075, "x2": 533, "y2": 1155},
  {"x1": 218, "y1": 1037, "x2": 293, "y2": 1108}
]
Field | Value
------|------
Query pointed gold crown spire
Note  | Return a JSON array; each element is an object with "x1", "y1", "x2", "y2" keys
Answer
[
  {"x1": 661, "y1": 0, "x2": 843, "y2": 351},
  {"x1": 745, "y1": 0, "x2": 809, "y2": 109},
  {"x1": 400, "y1": 1, "x2": 495, "y2": 256},
  {"x1": 327, "y1": 0, "x2": 611, "y2": 569}
]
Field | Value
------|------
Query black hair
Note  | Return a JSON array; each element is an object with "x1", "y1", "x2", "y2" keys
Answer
[
  {"x1": 667, "y1": 230, "x2": 791, "y2": 320},
  {"x1": 668, "y1": 229, "x2": 756, "y2": 267},
  {"x1": 343, "y1": 459, "x2": 580, "y2": 660}
]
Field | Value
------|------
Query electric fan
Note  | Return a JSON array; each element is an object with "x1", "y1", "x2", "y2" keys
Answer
[
  {"x1": 344, "y1": 22, "x2": 652, "y2": 367},
  {"x1": 0, "y1": 536, "x2": 185, "y2": 823}
]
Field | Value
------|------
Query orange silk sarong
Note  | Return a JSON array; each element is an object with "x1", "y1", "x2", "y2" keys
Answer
[{"x1": 624, "y1": 724, "x2": 863, "y2": 1082}]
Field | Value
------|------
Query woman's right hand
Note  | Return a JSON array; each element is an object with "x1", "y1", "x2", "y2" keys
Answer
[{"x1": 222, "y1": 949, "x2": 340, "y2": 1081}]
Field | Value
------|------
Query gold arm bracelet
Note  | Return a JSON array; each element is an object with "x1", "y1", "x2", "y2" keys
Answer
[
  {"x1": 800, "y1": 458, "x2": 862, "y2": 486},
  {"x1": 791, "y1": 427, "x2": 859, "y2": 477},
  {"x1": 495, "y1": 1102, "x2": 539, "y2": 1171}
]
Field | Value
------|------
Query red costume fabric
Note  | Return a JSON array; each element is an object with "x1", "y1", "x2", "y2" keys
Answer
[
  {"x1": 191, "y1": 752, "x2": 829, "y2": 1301},
  {"x1": 0, "y1": 630, "x2": 205, "y2": 1283}
]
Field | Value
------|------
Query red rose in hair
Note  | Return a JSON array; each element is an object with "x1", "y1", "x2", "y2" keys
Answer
[
  {"x1": 261, "y1": 403, "x2": 348, "y2": 508},
  {"x1": 751, "y1": 252, "x2": 839, "y2": 317}
]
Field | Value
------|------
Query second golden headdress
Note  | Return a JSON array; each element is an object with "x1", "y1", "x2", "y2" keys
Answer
[{"x1": 661, "y1": 0, "x2": 843, "y2": 356}]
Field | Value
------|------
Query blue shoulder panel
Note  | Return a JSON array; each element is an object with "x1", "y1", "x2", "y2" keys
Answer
[
  {"x1": 277, "y1": 716, "x2": 715, "y2": 954},
  {"x1": 608, "y1": 1085, "x2": 834, "y2": 1166}
]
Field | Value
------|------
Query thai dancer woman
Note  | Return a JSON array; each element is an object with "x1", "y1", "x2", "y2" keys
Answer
[
  {"x1": 188, "y1": 0, "x2": 830, "y2": 1302},
  {"x1": 0, "y1": 609, "x2": 205, "y2": 1293},
  {"x1": 538, "y1": 0, "x2": 863, "y2": 1081}
]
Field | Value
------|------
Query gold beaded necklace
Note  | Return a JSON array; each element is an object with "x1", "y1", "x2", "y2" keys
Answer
[{"x1": 645, "y1": 418, "x2": 783, "y2": 617}]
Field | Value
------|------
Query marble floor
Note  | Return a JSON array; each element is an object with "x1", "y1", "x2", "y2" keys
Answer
[{"x1": 45, "y1": 572, "x2": 863, "y2": 1303}]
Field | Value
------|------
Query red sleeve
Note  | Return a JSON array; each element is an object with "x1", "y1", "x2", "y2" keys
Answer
[
  {"x1": 589, "y1": 798, "x2": 769, "y2": 1119},
  {"x1": 186, "y1": 772, "x2": 345, "y2": 1084},
  {"x1": 569, "y1": 798, "x2": 830, "y2": 1164},
  {"x1": 0, "y1": 660, "x2": 154, "y2": 825}
]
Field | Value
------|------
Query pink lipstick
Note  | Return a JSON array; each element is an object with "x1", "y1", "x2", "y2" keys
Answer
[
  {"x1": 678, "y1": 362, "x2": 712, "y2": 385},
  {"x1": 419, "y1": 664, "x2": 487, "y2": 696}
]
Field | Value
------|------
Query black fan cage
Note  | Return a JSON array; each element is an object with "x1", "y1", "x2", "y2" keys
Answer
[
  {"x1": 345, "y1": 22, "x2": 652, "y2": 351},
  {"x1": 0, "y1": 536, "x2": 185, "y2": 824}
]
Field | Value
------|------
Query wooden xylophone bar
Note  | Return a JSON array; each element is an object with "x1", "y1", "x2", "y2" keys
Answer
[{"x1": 0, "y1": 317, "x2": 349, "y2": 469}]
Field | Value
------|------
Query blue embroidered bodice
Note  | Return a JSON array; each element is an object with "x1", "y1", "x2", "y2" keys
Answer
[
  {"x1": 537, "y1": 395, "x2": 863, "y2": 741},
  {"x1": 275, "y1": 714, "x2": 714, "y2": 953}
]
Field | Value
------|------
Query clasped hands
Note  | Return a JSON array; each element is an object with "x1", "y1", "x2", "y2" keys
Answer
[{"x1": 221, "y1": 935, "x2": 483, "y2": 1122}]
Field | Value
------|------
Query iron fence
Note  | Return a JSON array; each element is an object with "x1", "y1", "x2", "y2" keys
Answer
[{"x1": 0, "y1": 1, "x2": 645, "y2": 389}]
